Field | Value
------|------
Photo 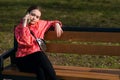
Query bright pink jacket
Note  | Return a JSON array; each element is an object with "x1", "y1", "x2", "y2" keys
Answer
[{"x1": 15, "y1": 20, "x2": 62, "y2": 57}]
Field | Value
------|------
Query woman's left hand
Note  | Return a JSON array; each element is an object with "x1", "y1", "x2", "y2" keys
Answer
[{"x1": 55, "y1": 23, "x2": 63, "y2": 37}]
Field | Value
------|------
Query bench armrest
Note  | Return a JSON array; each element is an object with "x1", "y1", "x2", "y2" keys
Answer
[{"x1": 0, "y1": 48, "x2": 15, "y2": 71}]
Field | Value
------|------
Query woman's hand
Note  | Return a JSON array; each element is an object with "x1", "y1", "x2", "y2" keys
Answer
[
  {"x1": 55, "y1": 23, "x2": 63, "y2": 37},
  {"x1": 22, "y1": 13, "x2": 30, "y2": 27}
]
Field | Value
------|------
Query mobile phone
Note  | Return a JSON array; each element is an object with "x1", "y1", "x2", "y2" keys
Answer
[
  {"x1": 27, "y1": 18, "x2": 30, "y2": 23},
  {"x1": 26, "y1": 13, "x2": 30, "y2": 23}
]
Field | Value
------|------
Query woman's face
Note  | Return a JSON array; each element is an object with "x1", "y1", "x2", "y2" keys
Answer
[{"x1": 29, "y1": 9, "x2": 41, "y2": 24}]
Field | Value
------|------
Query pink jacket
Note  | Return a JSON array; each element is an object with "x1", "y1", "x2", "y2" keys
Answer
[{"x1": 15, "y1": 20, "x2": 62, "y2": 57}]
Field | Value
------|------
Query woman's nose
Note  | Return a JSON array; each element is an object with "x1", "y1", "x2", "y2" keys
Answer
[{"x1": 32, "y1": 16, "x2": 36, "y2": 20}]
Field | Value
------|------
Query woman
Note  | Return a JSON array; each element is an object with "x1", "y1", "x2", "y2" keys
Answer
[{"x1": 15, "y1": 5, "x2": 63, "y2": 80}]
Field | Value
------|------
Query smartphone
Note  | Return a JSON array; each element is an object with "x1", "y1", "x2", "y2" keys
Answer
[{"x1": 26, "y1": 13, "x2": 30, "y2": 24}]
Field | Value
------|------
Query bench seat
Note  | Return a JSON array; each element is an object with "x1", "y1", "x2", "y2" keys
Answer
[{"x1": 2, "y1": 65, "x2": 120, "y2": 80}]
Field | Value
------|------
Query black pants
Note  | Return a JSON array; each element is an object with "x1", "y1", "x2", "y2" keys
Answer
[{"x1": 15, "y1": 51, "x2": 57, "y2": 80}]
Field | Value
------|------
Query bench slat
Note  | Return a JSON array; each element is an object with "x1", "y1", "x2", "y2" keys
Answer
[
  {"x1": 2, "y1": 69, "x2": 36, "y2": 77},
  {"x1": 56, "y1": 70, "x2": 119, "y2": 80},
  {"x1": 54, "y1": 65, "x2": 120, "y2": 75},
  {"x1": 45, "y1": 31, "x2": 120, "y2": 42},
  {"x1": 46, "y1": 43, "x2": 120, "y2": 56}
]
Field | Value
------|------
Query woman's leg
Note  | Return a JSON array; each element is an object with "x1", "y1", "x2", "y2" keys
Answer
[
  {"x1": 37, "y1": 52, "x2": 57, "y2": 80},
  {"x1": 15, "y1": 52, "x2": 46, "y2": 80},
  {"x1": 36, "y1": 66, "x2": 46, "y2": 80}
]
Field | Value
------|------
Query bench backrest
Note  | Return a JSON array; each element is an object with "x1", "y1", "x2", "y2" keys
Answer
[
  {"x1": 10, "y1": 27, "x2": 120, "y2": 65},
  {"x1": 45, "y1": 27, "x2": 120, "y2": 56}
]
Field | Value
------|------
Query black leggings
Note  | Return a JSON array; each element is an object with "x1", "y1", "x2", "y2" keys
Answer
[{"x1": 15, "y1": 51, "x2": 57, "y2": 80}]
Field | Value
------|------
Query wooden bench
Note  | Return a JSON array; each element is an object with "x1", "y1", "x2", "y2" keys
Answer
[{"x1": 0, "y1": 27, "x2": 120, "y2": 80}]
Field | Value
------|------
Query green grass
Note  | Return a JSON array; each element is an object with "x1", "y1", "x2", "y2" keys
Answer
[
  {"x1": 0, "y1": 0, "x2": 120, "y2": 32},
  {"x1": 0, "y1": 32, "x2": 13, "y2": 53},
  {"x1": 47, "y1": 53, "x2": 120, "y2": 69},
  {"x1": 0, "y1": 0, "x2": 120, "y2": 69}
]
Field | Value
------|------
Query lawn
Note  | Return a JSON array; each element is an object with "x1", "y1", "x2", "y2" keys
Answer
[{"x1": 0, "y1": 0, "x2": 120, "y2": 69}]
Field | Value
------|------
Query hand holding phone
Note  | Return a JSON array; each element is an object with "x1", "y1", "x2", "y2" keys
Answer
[
  {"x1": 23, "y1": 13, "x2": 30, "y2": 20},
  {"x1": 22, "y1": 13, "x2": 30, "y2": 27}
]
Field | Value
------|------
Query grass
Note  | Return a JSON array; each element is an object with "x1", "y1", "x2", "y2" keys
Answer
[
  {"x1": 0, "y1": 32, "x2": 13, "y2": 53},
  {"x1": 0, "y1": 0, "x2": 120, "y2": 32},
  {"x1": 47, "y1": 53, "x2": 120, "y2": 68},
  {"x1": 0, "y1": 0, "x2": 120, "y2": 69}
]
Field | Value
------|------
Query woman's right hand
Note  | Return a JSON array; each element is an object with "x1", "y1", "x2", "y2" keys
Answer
[{"x1": 22, "y1": 13, "x2": 30, "y2": 27}]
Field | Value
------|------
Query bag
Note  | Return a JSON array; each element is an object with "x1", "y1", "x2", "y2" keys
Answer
[{"x1": 36, "y1": 38, "x2": 47, "y2": 52}]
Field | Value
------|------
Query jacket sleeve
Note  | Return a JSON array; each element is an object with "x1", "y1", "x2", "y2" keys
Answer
[
  {"x1": 15, "y1": 24, "x2": 35, "y2": 47},
  {"x1": 44, "y1": 20, "x2": 62, "y2": 32},
  {"x1": 50, "y1": 20, "x2": 62, "y2": 28}
]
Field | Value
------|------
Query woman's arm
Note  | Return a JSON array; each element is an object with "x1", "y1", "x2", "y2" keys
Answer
[
  {"x1": 15, "y1": 25, "x2": 35, "y2": 46},
  {"x1": 22, "y1": 13, "x2": 30, "y2": 27}
]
